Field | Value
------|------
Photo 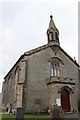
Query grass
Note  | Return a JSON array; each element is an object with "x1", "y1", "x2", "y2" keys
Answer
[
  {"x1": 0, "y1": 108, "x2": 80, "y2": 120},
  {"x1": 0, "y1": 108, "x2": 6, "y2": 113},
  {"x1": 0, "y1": 114, "x2": 49, "y2": 120},
  {"x1": 0, "y1": 107, "x2": 7, "y2": 114},
  {"x1": 0, "y1": 114, "x2": 65, "y2": 120},
  {"x1": 0, "y1": 107, "x2": 49, "y2": 120}
]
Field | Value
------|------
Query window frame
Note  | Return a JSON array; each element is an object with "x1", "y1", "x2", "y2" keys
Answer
[{"x1": 50, "y1": 57, "x2": 64, "y2": 77}]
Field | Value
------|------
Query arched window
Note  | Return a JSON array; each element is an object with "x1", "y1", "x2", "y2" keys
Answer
[
  {"x1": 49, "y1": 32, "x2": 53, "y2": 41},
  {"x1": 15, "y1": 67, "x2": 20, "y2": 82},
  {"x1": 8, "y1": 75, "x2": 12, "y2": 103},
  {"x1": 50, "y1": 57, "x2": 64, "y2": 77},
  {"x1": 14, "y1": 66, "x2": 20, "y2": 102},
  {"x1": 51, "y1": 63, "x2": 60, "y2": 77},
  {"x1": 49, "y1": 29, "x2": 55, "y2": 41},
  {"x1": 55, "y1": 32, "x2": 59, "y2": 41}
]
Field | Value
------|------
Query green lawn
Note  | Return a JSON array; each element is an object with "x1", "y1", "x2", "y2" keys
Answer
[
  {"x1": 0, "y1": 107, "x2": 49, "y2": 119},
  {"x1": 0, "y1": 108, "x2": 6, "y2": 113},
  {"x1": 0, "y1": 108, "x2": 79, "y2": 120},
  {"x1": 0, "y1": 114, "x2": 65, "y2": 120},
  {"x1": 0, "y1": 114, "x2": 49, "y2": 120}
]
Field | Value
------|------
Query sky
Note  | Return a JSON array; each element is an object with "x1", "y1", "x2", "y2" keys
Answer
[{"x1": 0, "y1": 0, "x2": 79, "y2": 93}]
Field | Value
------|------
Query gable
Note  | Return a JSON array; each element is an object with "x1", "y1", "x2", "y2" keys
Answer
[
  {"x1": 60, "y1": 47, "x2": 79, "y2": 67},
  {"x1": 4, "y1": 44, "x2": 79, "y2": 79}
]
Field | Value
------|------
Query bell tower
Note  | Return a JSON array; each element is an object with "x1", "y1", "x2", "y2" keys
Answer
[{"x1": 47, "y1": 15, "x2": 60, "y2": 46}]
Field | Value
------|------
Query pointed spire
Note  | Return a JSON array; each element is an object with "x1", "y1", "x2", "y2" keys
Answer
[
  {"x1": 49, "y1": 15, "x2": 56, "y2": 30},
  {"x1": 47, "y1": 15, "x2": 60, "y2": 46}
]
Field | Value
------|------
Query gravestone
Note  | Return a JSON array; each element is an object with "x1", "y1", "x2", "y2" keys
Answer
[
  {"x1": 50, "y1": 105, "x2": 61, "y2": 120},
  {"x1": 16, "y1": 107, "x2": 24, "y2": 120}
]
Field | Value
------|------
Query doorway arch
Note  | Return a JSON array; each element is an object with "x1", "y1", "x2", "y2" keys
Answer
[{"x1": 61, "y1": 88, "x2": 71, "y2": 112}]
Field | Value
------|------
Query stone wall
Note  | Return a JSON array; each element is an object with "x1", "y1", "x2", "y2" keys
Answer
[
  {"x1": 2, "y1": 45, "x2": 78, "y2": 114},
  {"x1": 24, "y1": 46, "x2": 78, "y2": 113}
]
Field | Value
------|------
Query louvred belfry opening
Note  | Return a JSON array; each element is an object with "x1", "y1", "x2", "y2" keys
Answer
[{"x1": 47, "y1": 15, "x2": 60, "y2": 46}]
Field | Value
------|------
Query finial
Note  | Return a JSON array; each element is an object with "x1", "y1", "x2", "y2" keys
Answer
[
  {"x1": 50, "y1": 15, "x2": 53, "y2": 19},
  {"x1": 74, "y1": 57, "x2": 76, "y2": 62}
]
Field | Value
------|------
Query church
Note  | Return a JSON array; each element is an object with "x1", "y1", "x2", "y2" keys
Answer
[{"x1": 2, "y1": 16, "x2": 79, "y2": 114}]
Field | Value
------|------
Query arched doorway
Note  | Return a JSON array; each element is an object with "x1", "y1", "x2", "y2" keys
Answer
[{"x1": 61, "y1": 89, "x2": 71, "y2": 112}]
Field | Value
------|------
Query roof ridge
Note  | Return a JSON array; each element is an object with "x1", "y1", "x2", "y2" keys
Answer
[
  {"x1": 60, "y1": 47, "x2": 79, "y2": 67},
  {"x1": 24, "y1": 44, "x2": 49, "y2": 55}
]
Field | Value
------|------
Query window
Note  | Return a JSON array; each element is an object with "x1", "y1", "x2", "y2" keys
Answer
[
  {"x1": 50, "y1": 57, "x2": 64, "y2": 77},
  {"x1": 50, "y1": 32, "x2": 53, "y2": 41},
  {"x1": 14, "y1": 66, "x2": 20, "y2": 102},
  {"x1": 55, "y1": 32, "x2": 59, "y2": 41},
  {"x1": 51, "y1": 63, "x2": 60, "y2": 77},
  {"x1": 8, "y1": 75, "x2": 12, "y2": 103},
  {"x1": 49, "y1": 32, "x2": 55, "y2": 41}
]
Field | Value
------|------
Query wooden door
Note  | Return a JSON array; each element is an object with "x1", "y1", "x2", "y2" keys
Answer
[{"x1": 61, "y1": 89, "x2": 71, "y2": 112}]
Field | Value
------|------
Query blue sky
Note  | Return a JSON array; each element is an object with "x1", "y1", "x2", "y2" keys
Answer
[{"x1": 0, "y1": 0, "x2": 79, "y2": 93}]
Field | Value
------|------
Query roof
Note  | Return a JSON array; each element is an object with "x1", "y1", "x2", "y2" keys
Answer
[
  {"x1": 4, "y1": 43, "x2": 79, "y2": 79},
  {"x1": 24, "y1": 43, "x2": 79, "y2": 67},
  {"x1": 60, "y1": 47, "x2": 79, "y2": 67}
]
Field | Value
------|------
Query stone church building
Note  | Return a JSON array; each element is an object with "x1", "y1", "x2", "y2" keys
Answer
[{"x1": 2, "y1": 16, "x2": 79, "y2": 114}]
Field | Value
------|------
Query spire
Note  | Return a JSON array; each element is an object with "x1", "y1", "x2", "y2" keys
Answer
[
  {"x1": 47, "y1": 15, "x2": 60, "y2": 46},
  {"x1": 49, "y1": 15, "x2": 56, "y2": 30}
]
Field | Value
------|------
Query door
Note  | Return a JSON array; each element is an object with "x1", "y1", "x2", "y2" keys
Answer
[{"x1": 61, "y1": 89, "x2": 71, "y2": 112}]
